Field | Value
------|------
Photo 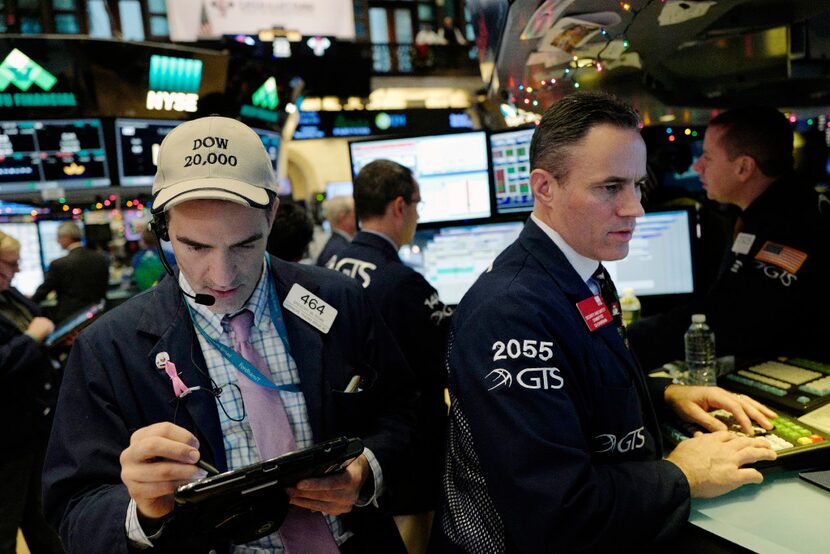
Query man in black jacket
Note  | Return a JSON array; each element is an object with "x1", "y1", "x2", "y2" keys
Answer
[
  {"x1": 44, "y1": 117, "x2": 417, "y2": 553},
  {"x1": 330, "y1": 160, "x2": 452, "y2": 551},
  {"x1": 629, "y1": 107, "x2": 830, "y2": 369},
  {"x1": 317, "y1": 195, "x2": 356, "y2": 267},
  {"x1": 32, "y1": 221, "x2": 109, "y2": 325},
  {"x1": 0, "y1": 231, "x2": 63, "y2": 554}
]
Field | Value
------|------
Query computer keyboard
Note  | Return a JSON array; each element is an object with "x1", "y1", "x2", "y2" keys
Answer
[
  {"x1": 721, "y1": 358, "x2": 830, "y2": 413},
  {"x1": 662, "y1": 409, "x2": 830, "y2": 471}
]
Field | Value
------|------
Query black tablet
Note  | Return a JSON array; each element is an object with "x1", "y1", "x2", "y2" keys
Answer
[
  {"x1": 175, "y1": 436, "x2": 363, "y2": 505},
  {"x1": 43, "y1": 300, "x2": 106, "y2": 348},
  {"x1": 173, "y1": 436, "x2": 363, "y2": 543}
]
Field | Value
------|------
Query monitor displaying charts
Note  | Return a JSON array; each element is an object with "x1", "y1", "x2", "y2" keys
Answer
[
  {"x1": 325, "y1": 181, "x2": 353, "y2": 199},
  {"x1": 251, "y1": 126, "x2": 281, "y2": 172},
  {"x1": 0, "y1": 221, "x2": 43, "y2": 296},
  {"x1": 115, "y1": 118, "x2": 181, "y2": 187},
  {"x1": 489, "y1": 127, "x2": 535, "y2": 214},
  {"x1": 604, "y1": 209, "x2": 695, "y2": 297},
  {"x1": 349, "y1": 131, "x2": 492, "y2": 224},
  {"x1": 0, "y1": 119, "x2": 110, "y2": 193},
  {"x1": 399, "y1": 221, "x2": 524, "y2": 305}
]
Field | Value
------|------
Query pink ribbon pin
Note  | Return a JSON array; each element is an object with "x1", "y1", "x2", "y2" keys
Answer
[{"x1": 164, "y1": 360, "x2": 189, "y2": 398}]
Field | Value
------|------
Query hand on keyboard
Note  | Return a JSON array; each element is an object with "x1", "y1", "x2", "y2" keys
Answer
[{"x1": 665, "y1": 384, "x2": 777, "y2": 435}]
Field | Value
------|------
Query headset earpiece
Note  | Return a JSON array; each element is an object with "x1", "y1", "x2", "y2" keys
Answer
[{"x1": 150, "y1": 215, "x2": 169, "y2": 242}]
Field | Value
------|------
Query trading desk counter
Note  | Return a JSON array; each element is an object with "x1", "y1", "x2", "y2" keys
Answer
[{"x1": 689, "y1": 470, "x2": 829, "y2": 553}]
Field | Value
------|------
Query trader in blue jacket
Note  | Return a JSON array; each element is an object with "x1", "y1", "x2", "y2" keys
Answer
[
  {"x1": 436, "y1": 92, "x2": 778, "y2": 552},
  {"x1": 330, "y1": 160, "x2": 452, "y2": 550},
  {"x1": 43, "y1": 116, "x2": 417, "y2": 553}
]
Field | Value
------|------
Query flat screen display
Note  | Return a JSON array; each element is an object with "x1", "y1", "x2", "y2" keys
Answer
[
  {"x1": 399, "y1": 221, "x2": 524, "y2": 305},
  {"x1": 0, "y1": 221, "x2": 43, "y2": 296},
  {"x1": 605, "y1": 209, "x2": 695, "y2": 296},
  {"x1": 349, "y1": 131, "x2": 492, "y2": 224},
  {"x1": 122, "y1": 209, "x2": 150, "y2": 242},
  {"x1": 489, "y1": 127, "x2": 535, "y2": 214},
  {"x1": 251, "y1": 126, "x2": 281, "y2": 171},
  {"x1": 115, "y1": 118, "x2": 181, "y2": 187},
  {"x1": 0, "y1": 119, "x2": 110, "y2": 193},
  {"x1": 325, "y1": 181, "x2": 353, "y2": 199}
]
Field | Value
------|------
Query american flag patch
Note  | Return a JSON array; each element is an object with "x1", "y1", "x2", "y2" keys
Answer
[{"x1": 754, "y1": 241, "x2": 808, "y2": 274}]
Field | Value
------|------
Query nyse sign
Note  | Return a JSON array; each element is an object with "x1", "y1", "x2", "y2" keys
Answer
[{"x1": 146, "y1": 91, "x2": 198, "y2": 113}]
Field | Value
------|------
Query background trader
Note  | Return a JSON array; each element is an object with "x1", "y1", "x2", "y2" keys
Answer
[
  {"x1": 330, "y1": 159, "x2": 452, "y2": 552},
  {"x1": 436, "y1": 92, "x2": 777, "y2": 552},
  {"x1": 317, "y1": 195, "x2": 357, "y2": 267},
  {"x1": 629, "y1": 106, "x2": 830, "y2": 369},
  {"x1": 44, "y1": 116, "x2": 417, "y2": 552},
  {"x1": 31, "y1": 221, "x2": 109, "y2": 325}
]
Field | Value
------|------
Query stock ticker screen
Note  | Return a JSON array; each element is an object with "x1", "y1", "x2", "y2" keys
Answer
[
  {"x1": 489, "y1": 127, "x2": 535, "y2": 214},
  {"x1": 0, "y1": 119, "x2": 110, "y2": 193},
  {"x1": 399, "y1": 221, "x2": 524, "y2": 305},
  {"x1": 349, "y1": 131, "x2": 492, "y2": 225},
  {"x1": 115, "y1": 118, "x2": 181, "y2": 187}
]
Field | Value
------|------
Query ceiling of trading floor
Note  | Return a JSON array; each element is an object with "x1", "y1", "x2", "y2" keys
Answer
[{"x1": 484, "y1": 0, "x2": 830, "y2": 124}]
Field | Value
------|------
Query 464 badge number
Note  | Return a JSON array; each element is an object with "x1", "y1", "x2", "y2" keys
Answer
[
  {"x1": 299, "y1": 294, "x2": 325, "y2": 314},
  {"x1": 492, "y1": 339, "x2": 554, "y2": 362}
]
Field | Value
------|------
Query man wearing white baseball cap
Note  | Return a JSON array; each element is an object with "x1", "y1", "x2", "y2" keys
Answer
[{"x1": 44, "y1": 116, "x2": 417, "y2": 553}]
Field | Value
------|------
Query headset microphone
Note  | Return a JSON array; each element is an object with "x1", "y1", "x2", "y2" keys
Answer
[{"x1": 149, "y1": 216, "x2": 216, "y2": 306}]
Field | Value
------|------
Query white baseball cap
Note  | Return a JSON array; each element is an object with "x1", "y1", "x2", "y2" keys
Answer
[{"x1": 151, "y1": 116, "x2": 277, "y2": 213}]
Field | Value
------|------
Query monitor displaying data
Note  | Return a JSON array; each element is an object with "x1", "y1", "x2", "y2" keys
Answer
[
  {"x1": 349, "y1": 131, "x2": 492, "y2": 224},
  {"x1": 604, "y1": 210, "x2": 695, "y2": 297},
  {"x1": 489, "y1": 127, "x2": 535, "y2": 214},
  {"x1": 325, "y1": 181, "x2": 353, "y2": 199},
  {"x1": 0, "y1": 119, "x2": 110, "y2": 193},
  {"x1": 251, "y1": 127, "x2": 281, "y2": 172},
  {"x1": 399, "y1": 221, "x2": 524, "y2": 305},
  {"x1": 0, "y1": 221, "x2": 43, "y2": 296},
  {"x1": 115, "y1": 118, "x2": 181, "y2": 187},
  {"x1": 38, "y1": 219, "x2": 85, "y2": 271}
]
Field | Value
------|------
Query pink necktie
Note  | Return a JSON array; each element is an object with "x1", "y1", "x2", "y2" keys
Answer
[{"x1": 225, "y1": 310, "x2": 339, "y2": 553}]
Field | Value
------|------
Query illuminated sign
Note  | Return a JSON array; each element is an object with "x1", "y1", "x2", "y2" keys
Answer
[
  {"x1": 0, "y1": 49, "x2": 57, "y2": 91},
  {"x1": 374, "y1": 112, "x2": 406, "y2": 131},
  {"x1": 146, "y1": 55, "x2": 202, "y2": 113},
  {"x1": 293, "y1": 109, "x2": 473, "y2": 140},
  {"x1": 0, "y1": 49, "x2": 78, "y2": 108},
  {"x1": 252, "y1": 77, "x2": 279, "y2": 110},
  {"x1": 273, "y1": 37, "x2": 292, "y2": 58},
  {"x1": 306, "y1": 36, "x2": 331, "y2": 57}
]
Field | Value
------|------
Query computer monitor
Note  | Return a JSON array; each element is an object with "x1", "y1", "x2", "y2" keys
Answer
[
  {"x1": 604, "y1": 209, "x2": 695, "y2": 297},
  {"x1": 0, "y1": 119, "x2": 110, "y2": 193},
  {"x1": 114, "y1": 118, "x2": 181, "y2": 187},
  {"x1": 122, "y1": 209, "x2": 150, "y2": 242},
  {"x1": 399, "y1": 221, "x2": 524, "y2": 305},
  {"x1": 348, "y1": 131, "x2": 492, "y2": 224},
  {"x1": 489, "y1": 127, "x2": 535, "y2": 214},
  {"x1": 37, "y1": 219, "x2": 85, "y2": 271},
  {"x1": 325, "y1": 181, "x2": 353, "y2": 199},
  {"x1": 251, "y1": 126, "x2": 281, "y2": 171},
  {"x1": 0, "y1": 221, "x2": 43, "y2": 296}
]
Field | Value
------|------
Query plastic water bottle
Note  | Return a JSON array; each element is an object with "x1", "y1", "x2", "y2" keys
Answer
[
  {"x1": 685, "y1": 314, "x2": 717, "y2": 386},
  {"x1": 619, "y1": 287, "x2": 641, "y2": 327}
]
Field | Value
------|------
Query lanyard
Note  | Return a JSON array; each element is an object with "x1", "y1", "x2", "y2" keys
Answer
[{"x1": 185, "y1": 256, "x2": 301, "y2": 393}]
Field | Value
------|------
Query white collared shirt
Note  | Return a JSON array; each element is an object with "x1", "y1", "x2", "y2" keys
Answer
[{"x1": 531, "y1": 214, "x2": 601, "y2": 294}]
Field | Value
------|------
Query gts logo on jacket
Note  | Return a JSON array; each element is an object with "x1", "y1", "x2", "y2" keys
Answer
[
  {"x1": 593, "y1": 427, "x2": 646, "y2": 454},
  {"x1": 328, "y1": 257, "x2": 377, "y2": 288}
]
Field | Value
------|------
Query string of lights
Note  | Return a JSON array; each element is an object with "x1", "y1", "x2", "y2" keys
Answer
[{"x1": 509, "y1": 0, "x2": 664, "y2": 113}]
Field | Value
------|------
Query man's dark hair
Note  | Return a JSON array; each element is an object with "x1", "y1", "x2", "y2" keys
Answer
[
  {"x1": 708, "y1": 106, "x2": 793, "y2": 178},
  {"x1": 353, "y1": 159, "x2": 417, "y2": 220},
  {"x1": 266, "y1": 202, "x2": 314, "y2": 262},
  {"x1": 529, "y1": 92, "x2": 641, "y2": 181}
]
